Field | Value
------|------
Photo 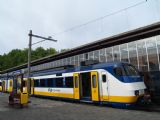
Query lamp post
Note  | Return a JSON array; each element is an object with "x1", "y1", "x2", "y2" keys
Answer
[{"x1": 28, "y1": 30, "x2": 57, "y2": 94}]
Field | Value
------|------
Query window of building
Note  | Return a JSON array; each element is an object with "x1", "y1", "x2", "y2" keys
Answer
[
  {"x1": 137, "y1": 40, "x2": 148, "y2": 72},
  {"x1": 40, "y1": 79, "x2": 46, "y2": 87},
  {"x1": 63, "y1": 58, "x2": 67, "y2": 66},
  {"x1": 55, "y1": 78, "x2": 64, "y2": 87},
  {"x1": 71, "y1": 57, "x2": 75, "y2": 65},
  {"x1": 54, "y1": 60, "x2": 57, "y2": 67},
  {"x1": 89, "y1": 52, "x2": 94, "y2": 60},
  {"x1": 57, "y1": 60, "x2": 61, "y2": 67},
  {"x1": 75, "y1": 55, "x2": 79, "y2": 66},
  {"x1": 66, "y1": 57, "x2": 70, "y2": 65},
  {"x1": 59, "y1": 59, "x2": 63, "y2": 66},
  {"x1": 113, "y1": 45, "x2": 120, "y2": 62},
  {"x1": 100, "y1": 49, "x2": 106, "y2": 63},
  {"x1": 65, "y1": 77, "x2": 73, "y2": 88},
  {"x1": 157, "y1": 35, "x2": 160, "y2": 70},
  {"x1": 128, "y1": 41, "x2": 138, "y2": 68},
  {"x1": 146, "y1": 38, "x2": 159, "y2": 71},
  {"x1": 79, "y1": 54, "x2": 84, "y2": 63},
  {"x1": 94, "y1": 50, "x2": 100, "y2": 61},
  {"x1": 106, "y1": 47, "x2": 113, "y2": 62},
  {"x1": 120, "y1": 44, "x2": 129, "y2": 62},
  {"x1": 85, "y1": 53, "x2": 89, "y2": 60}
]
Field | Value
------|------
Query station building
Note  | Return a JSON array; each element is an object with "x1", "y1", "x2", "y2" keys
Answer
[{"x1": 1, "y1": 22, "x2": 160, "y2": 102}]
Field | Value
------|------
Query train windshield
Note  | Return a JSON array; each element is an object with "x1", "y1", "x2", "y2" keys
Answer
[{"x1": 123, "y1": 64, "x2": 140, "y2": 76}]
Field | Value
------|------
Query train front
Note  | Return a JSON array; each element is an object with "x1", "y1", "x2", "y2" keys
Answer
[{"x1": 111, "y1": 63, "x2": 150, "y2": 108}]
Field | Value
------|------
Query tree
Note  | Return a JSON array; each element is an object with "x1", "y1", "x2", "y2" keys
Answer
[
  {"x1": 0, "y1": 47, "x2": 58, "y2": 71},
  {"x1": 59, "y1": 49, "x2": 70, "y2": 53}
]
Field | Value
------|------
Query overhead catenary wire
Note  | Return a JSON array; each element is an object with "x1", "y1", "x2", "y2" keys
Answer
[{"x1": 54, "y1": 0, "x2": 148, "y2": 36}]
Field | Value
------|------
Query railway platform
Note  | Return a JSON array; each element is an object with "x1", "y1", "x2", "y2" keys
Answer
[{"x1": 0, "y1": 93, "x2": 160, "y2": 120}]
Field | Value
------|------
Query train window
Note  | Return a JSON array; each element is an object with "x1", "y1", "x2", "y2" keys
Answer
[
  {"x1": 114, "y1": 67, "x2": 123, "y2": 76},
  {"x1": 34, "y1": 80, "x2": 39, "y2": 87},
  {"x1": 102, "y1": 75, "x2": 106, "y2": 82},
  {"x1": 0, "y1": 82, "x2": 2, "y2": 86},
  {"x1": 92, "y1": 75, "x2": 97, "y2": 88},
  {"x1": 55, "y1": 78, "x2": 63, "y2": 87},
  {"x1": 65, "y1": 77, "x2": 73, "y2": 88},
  {"x1": 123, "y1": 65, "x2": 139, "y2": 76},
  {"x1": 56, "y1": 73, "x2": 62, "y2": 76},
  {"x1": 75, "y1": 76, "x2": 79, "y2": 88},
  {"x1": 47, "y1": 78, "x2": 54, "y2": 87},
  {"x1": 40, "y1": 79, "x2": 46, "y2": 87}
]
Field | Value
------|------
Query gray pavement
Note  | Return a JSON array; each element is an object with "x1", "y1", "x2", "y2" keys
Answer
[{"x1": 0, "y1": 92, "x2": 160, "y2": 120}]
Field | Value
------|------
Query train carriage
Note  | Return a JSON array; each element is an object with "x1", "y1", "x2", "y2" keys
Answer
[{"x1": 30, "y1": 62, "x2": 146, "y2": 108}]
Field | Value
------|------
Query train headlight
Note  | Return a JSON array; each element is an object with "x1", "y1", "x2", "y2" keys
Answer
[{"x1": 135, "y1": 90, "x2": 139, "y2": 96}]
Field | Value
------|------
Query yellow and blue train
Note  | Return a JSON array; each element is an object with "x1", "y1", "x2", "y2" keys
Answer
[{"x1": 0, "y1": 62, "x2": 147, "y2": 108}]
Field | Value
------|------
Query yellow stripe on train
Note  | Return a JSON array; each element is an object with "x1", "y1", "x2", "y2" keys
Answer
[
  {"x1": 100, "y1": 96, "x2": 140, "y2": 103},
  {"x1": 34, "y1": 91, "x2": 141, "y2": 103}
]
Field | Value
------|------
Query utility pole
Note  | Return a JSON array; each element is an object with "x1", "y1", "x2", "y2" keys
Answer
[
  {"x1": 27, "y1": 30, "x2": 57, "y2": 94},
  {"x1": 28, "y1": 30, "x2": 32, "y2": 79}
]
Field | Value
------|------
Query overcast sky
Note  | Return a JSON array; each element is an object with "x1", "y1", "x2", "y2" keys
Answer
[{"x1": 0, "y1": 0, "x2": 160, "y2": 55}]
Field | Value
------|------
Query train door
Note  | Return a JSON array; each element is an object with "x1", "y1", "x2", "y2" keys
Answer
[
  {"x1": 22, "y1": 79, "x2": 28, "y2": 93},
  {"x1": 73, "y1": 73, "x2": 80, "y2": 99},
  {"x1": 9, "y1": 80, "x2": 13, "y2": 92},
  {"x1": 80, "y1": 72, "x2": 91, "y2": 100},
  {"x1": 2, "y1": 81, "x2": 5, "y2": 92},
  {"x1": 101, "y1": 72, "x2": 109, "y2": 100},
  {"x1": 91, "y1": 71, "x2": 100, "y2": 101}
]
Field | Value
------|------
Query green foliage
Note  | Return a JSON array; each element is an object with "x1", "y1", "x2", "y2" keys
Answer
[
  {"x1": 0, "y1": 47, "x2": 58, "y2": 71},
  {"x1": 57, "y1": 49, "x2": 70, "y2": 53}
]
